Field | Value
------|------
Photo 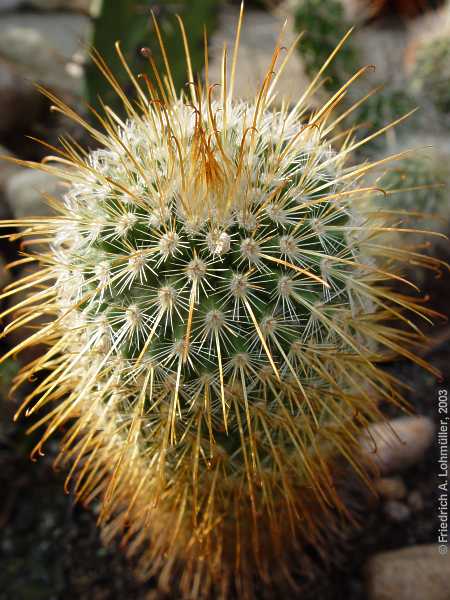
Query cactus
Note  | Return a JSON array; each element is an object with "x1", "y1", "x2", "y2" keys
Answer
[
  {"x1": 0, "y1": 10, "x2": 443, "y2": 600},
  {"x1": 410, "y1": 34, "x2": 450, "y2": 117},
  {"x1": 85, "y1": 0, "x2": 219, "y2": 117},
  {"x1": 294, "y1": 0, "x2": 358, "y2": 93},
  {"x1": 85, "y1": 0, "x2": 150, "y2": 116},
  {"x1": 292, "y1": 0, "x2": 416, "y2": 156},
  {"x1": 351, "y1": 88, "x2": 416, "y2": 156},
  {"x1": 376, "y1": 145, "x2": 450, "y2": 244}
]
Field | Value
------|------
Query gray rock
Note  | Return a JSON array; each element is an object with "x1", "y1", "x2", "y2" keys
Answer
[
  {"x1": 0, "y1": 13, "x2": 92, "y2": 96},
  {"x1": 0, "y1": 0, "x2": 21, "y2": 11},
  {"x1": 208, "y1": 6, "x2": 312, "y2": 106},
  {"x1": 360, "y1": 416, "x2": 435, "y2": 475},
  {"x1": 5, "y1": 168, "x2": 64, "y2": 218},
  {"x1": 366, "y1": 545, "x2": 450, "y2": 600},
  {"x1": 353, "y1": 25, "x2": 409, "y2": 88}
]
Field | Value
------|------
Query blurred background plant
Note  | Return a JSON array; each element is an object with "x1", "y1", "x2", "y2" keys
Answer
[
  {"x1": 377, "y1": 144, "x2": 450, "y2": 233},
  {"x1": 291, "y1": 0, "x2": 417, "y2": 152},
  {"x1": 370, "y1": 141, "x2": 450, "y2": 278},
  {"x1": 85, "y1": 0, "x2": 220, "y2": 118},
  {"x1": 409, "y1": 34, "x2": 450, "y2": 116},
  {"x1": 294, "y1": 0, "x2": 358, "y2": 92}
]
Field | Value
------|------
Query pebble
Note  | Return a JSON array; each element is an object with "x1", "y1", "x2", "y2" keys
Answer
[
  {"x1": 374, "y1": 477, "x2": 407, "y2": 500},
  {"x1": 383, "y1": 500, "x2": 411, "y2": 522},
  {"x1": 407, "y1": 490, "x2": 425, "y2": 512},
  {"x1": 359, "y1": 416, "x2": 435, "y2": 475},
  {"x1": 366, "y1": 545, "x2": 450, "y2": 600},
  {"x1": 5, "y1": 168, "x2": 64, "y2": 219}
]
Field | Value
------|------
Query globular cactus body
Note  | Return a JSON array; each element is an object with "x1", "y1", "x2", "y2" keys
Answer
[
  {"x1": 410, "y1": 34, "x2": 450, "y2": 116},
  {"x1": 375, "y1": 144, "x2": 450, "y2": 254},
  {"x1": 351, "y1": 89, "x2": 416, "y2": 155},
  {"x1": 380, "y1": 148, "x2": 449, "y2": 218},
  {"x1": 293, "y1": 0, "x2": 357, "y2": 92},
  {"x1": 0, "y1": 10, "x2": 442, "y2": 600}
]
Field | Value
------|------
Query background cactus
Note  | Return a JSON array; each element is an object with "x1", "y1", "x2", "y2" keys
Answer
[
  {"x1": 0, "y1": 10, "x2": 442, "y2": 600},
  {"x1": 350, "y1": 88, "x2": 416, "y2": 155},
  {"x1": 409, "y1": 34, "x2": 450, "y2": 117},
  {"x1": 376, "y1": 143, "x2": 450, "y2": 244},
  {"x1": 85, "y1": 0, "x2": 219, "y2": 118},
  {"x1": 291, "y1": 0, "x2": 415, "y2": 156},
  {"x1": 293, "y1": 0, "x2": 358, "y2": 93}
]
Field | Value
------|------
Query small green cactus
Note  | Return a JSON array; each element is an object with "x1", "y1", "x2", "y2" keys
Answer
[
  {"x1": 85, "y1": 0, "x2": 219, "y2": 117},
  {"x1": 377, "y1": 146, "x2": 450, "y2": 243},
  {"x1": 0, "y1": 11, "x2": 443, "y2": 600},
  {"x1": 410, "y1": 35, "x2": 450, "y2": 116},
  {"x1": 351, "y1": 88, "x2": 416, "y2": 155},
  {"x1": 294, "y1": 0, "x2": 358, "y2": 93}
]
